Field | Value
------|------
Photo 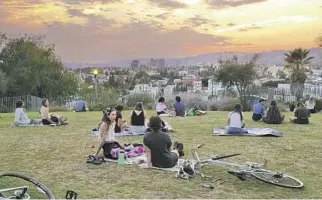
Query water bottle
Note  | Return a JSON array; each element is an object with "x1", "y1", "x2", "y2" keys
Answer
[{"x1": 118, "y1": 150, "x2": 125, "y2": 164}]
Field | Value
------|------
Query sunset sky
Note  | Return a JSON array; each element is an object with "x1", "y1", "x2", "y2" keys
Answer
[{"x1": 0, "y1": 0, "x2": 321, "y2": 62}]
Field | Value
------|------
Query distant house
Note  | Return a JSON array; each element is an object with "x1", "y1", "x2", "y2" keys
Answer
[{"x1": 182, "y1": 75, "x2": 201, "y2": 86}]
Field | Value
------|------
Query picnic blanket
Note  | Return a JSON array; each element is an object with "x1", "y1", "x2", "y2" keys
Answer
[
  {"x1": 105, "y1": 153, "x2": 196, "y2": 172},
  {"x1": 90, "y1": 121, "x2": 173, "y2": 137},
  {"x1": 213, "y1": 127, "x2": 283, "y2": 137},
  {"x1": 9, "y1": 120, "x2": 43, "y2": 127}
]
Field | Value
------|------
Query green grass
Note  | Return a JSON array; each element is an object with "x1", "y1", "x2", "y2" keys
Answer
[{"x1": 1, "y1": 111, "x2": 322, "y2": 198}]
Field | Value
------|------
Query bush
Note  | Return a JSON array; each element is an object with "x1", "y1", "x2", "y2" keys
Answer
[
  {"x1": 217, "y1": 99, "x2": 239, "y2": 111},
  {"x1": 126, "y1": 93, "x2": 154, "y2": 109}
]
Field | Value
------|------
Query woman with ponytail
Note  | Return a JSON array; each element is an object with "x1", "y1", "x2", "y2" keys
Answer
[{"x1": 226, "y1": 104, "x2": 247, "y2": 134}]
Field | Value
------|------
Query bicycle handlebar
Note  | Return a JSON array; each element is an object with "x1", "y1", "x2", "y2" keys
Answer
[{"x1": 196, "y1": 144, "x2": 204, "y2": 149}]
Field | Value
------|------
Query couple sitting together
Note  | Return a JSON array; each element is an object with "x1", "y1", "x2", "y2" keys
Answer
[
  {"x1": 252, "y1": 99, "x2": 285, "y2": 124},
  {"x1": 14, "y1": 99, "x2": 67, "y2": 126},
  {"x1": 252, "y1": 99, "x2": 310, "y2": 124},
  {"x1": 156, "y1": 96, "x2": 206, "y2": 117},
  {"x1": 93, "y1": 109, "x2": 184, "y2": 168}
]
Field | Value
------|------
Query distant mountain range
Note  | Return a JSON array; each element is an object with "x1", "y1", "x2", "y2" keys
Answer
[{"x1": 63, "y1": 48, "x2": 322, "y2": 69}]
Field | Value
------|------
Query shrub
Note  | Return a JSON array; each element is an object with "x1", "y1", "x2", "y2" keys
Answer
[
  {"x1": 217, "y1": 98, "x2": 239, "y2": 111},
  {"x1": 126, "y1": 93, "x2": 154, "y2": 109}
]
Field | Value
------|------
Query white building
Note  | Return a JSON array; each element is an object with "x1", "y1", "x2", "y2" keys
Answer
[
  {"x1": 193, "y1": 80, "x2": 202, "y2": 92},
  {"x1": 130, "y1": 84, "x2": 160, "y2": 98},
  {"x1": 178, "y1": 70, "x2": 189, "y2": 77}
]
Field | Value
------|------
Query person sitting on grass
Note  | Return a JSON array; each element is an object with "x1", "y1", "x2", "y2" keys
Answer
[
  {"x1": 156, "y1": 97, "x2": 174, "y2": 116},
  {"x1": 252, "y1": 99, "x2": 266, "y2": 121},
  {"x1": 262, "y1": 101, "x2": 285, "y2": 124},
  {"x1": 129, "y1": 102, "x2": 148, "y2": 134},
  {"x1": 129, "y1": 102, "x2": 147, "y2": 126},
  {"x1": 226, "y1": 104, "x2": 247, "y2": 134},
  {"x1": 305, "y1": 97, "x2": 316, "y2": 114},
  {"x1": 114, "y1": 105, "x2": 126, "y2": 133},
  {"x1": 173, "y1": 96, "x2": 185, "y2": 117},
  {"x1": 290, "y1": 103, "x2": 310, "y2": 124},
  {"x1": 40, "y1": 99, "x2": 58, "y2": 125},
  {"x1": 143, "y1": 116, "x2": 184, "y2": 168},
  {"x1": 94, "y1": 108, "x2": 117, "y2": 158},
  {"x1": 14, "y1": 100, "x2": 39, "y2": 125}
]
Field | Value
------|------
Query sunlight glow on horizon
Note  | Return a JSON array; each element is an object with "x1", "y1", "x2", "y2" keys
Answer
[{"x1": 0, "y1": 0, "x2": 321, "y2": 62}]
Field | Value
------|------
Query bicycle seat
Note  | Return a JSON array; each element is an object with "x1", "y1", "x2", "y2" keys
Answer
[{"x1": 227, "y1": 169, "x2": 246, "y2": 181}]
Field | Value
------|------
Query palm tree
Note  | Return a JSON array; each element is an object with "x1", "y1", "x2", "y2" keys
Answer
[
  {"x1": 317, "y1": 35, "x2": 322, "y2": 47},
  {"x1": 284, "y1": 48, "x2": 314, "y2": 102}
]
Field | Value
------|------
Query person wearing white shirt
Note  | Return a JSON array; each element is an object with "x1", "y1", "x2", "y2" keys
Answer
[
  {"x1": 14, "y1": 100, "x2": 31, "y2": 125},
  {"x1": 305, "y1": 97, "x2": 316, "y2": 113},
  {"x1": 226, "y1": 104, "x2": 247, "y2": 134},
  {"x1": 156, "y1": 97, "x2": 167, "y2": 115},
  {"x1": 94, "y1": 109, "x2": 117, "y2": 159}
]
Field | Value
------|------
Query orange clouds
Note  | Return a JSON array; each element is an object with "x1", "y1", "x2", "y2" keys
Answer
[{"x1": 0, "y1": 0, "x2": 321, "y2": 62}]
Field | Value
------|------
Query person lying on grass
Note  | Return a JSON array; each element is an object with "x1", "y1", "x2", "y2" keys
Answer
[
  {"x1": 94, "y1": 108, "x2": 117, "y2": 158},
  {"x1": 226, "y1": 104, "x2": 247, "y2": 134},
  {"x1": 262, "y1": 101, "x2": 285, "y2": 124},
  {"x1": 143, "y1": 116, "x2": 184, "y2": 168}
]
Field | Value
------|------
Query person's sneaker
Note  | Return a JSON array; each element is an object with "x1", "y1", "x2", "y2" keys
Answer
[{"x1": 173, "y1": 142, "x2": 184, "y2": 157}]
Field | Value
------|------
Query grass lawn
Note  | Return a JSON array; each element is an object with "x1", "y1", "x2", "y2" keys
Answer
[{"x1": 1, "y1": 111, "x2": 322, "y2": 198}]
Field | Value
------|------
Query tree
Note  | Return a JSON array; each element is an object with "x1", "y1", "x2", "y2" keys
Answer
[
  {"x1": 214, "y1": 54, "x2": 259, "y2": 109},
  {"x1": 0, "y1": 69, "x2": 8, "y2": 96},
  {"x1": 317, "y1": 35, "x2": 322, "y2": 47},
  {"x1": 276, "y1": 70, "x2": 287, "y2": 80},
  {"x1": 0, "y1": 33, "x2": 78, "y2": 97},
  {"x1": 284, "y1": 48, "x2": 314, "y2": 101}
]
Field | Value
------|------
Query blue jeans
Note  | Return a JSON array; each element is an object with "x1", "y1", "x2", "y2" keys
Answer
[{"x1": 225, "y1": 127, "x2": 247, "y2": 134}]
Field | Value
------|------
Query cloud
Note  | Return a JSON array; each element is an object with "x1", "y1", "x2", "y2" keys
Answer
[
  {"x1": 43, "y1": 22, "x2": 232, "y2": 62},
  {"x1": 238, "y1": 24, "x2": 262, "y2": 31},
  {"x1": 184, "y1": 16, "x2": 213, "y2": 27},
  {"x1": 149, "y1": 0, "x2": 187, "y2": 9},
  {"x1": 205, "y1": 0, "x2": 267, "y2": 8},
  {"x1": 227, "y1": 23, "x2": 235, "y2": 26},
  {"x1": 217, "y1": 15, "x2": 318, "y2": 33}
]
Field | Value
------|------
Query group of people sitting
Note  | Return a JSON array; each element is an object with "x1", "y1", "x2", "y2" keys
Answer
[
  {"x1": 225, "y1": 98, "x2": 315, "y2": 134},
  {"x1": 252, "y1": 98, "x2": 313, "y2": 125},
  {"x1": 93, "y1": 107, "x2": 184, "y2": 169},
  {"x1": 14, "y1": 99, "x2": 67, "y2": 126}
]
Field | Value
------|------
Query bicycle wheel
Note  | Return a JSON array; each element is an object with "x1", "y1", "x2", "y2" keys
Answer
[
  {"x1": 0, "y1": 172, "x2": 55, "y2": 199},
  {"x1": 251, "y1": 170, "x2": 304, "y2": 189}
]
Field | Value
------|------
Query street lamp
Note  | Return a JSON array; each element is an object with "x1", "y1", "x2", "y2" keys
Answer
[{"x1": 92, "y1": 69, "x2": 99, "y2": 104}]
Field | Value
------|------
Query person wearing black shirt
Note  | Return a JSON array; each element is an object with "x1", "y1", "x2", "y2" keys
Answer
[{"x1": 143, "y1": 116, "x2": 184, "y2": 168}]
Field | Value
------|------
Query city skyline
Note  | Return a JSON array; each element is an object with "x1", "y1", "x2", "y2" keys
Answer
[{"x1": 0, "y1": 0, "x2": 321, "y2": 62}]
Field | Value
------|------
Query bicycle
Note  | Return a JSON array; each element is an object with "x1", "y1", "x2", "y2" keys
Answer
[
  {"x1": 181, "y1": 144, "x2": 304, "y2": 189},
  {"x1": 0, "y1": 172, "x2": 77, "y2": 199}
]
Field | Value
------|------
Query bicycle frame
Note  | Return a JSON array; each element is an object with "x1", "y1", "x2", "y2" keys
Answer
[
  {"x1": 0, "y1": 186, "x2": 29, "y2": 199},
  {"x1": 192, "y1": 144, "x2": 264, "y2": 176}
]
